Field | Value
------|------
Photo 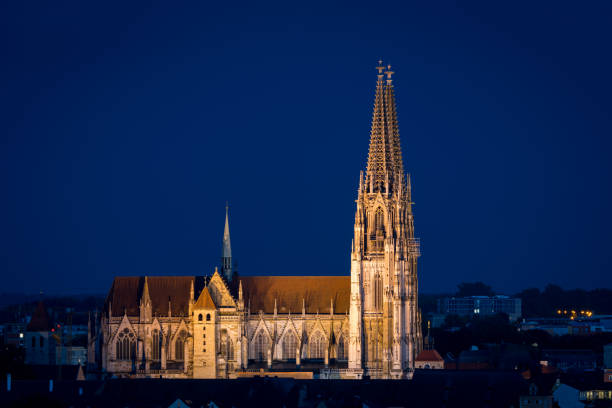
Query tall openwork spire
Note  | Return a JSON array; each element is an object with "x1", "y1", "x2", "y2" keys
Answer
[
  {"x1": 350, "y1": 62, "x2": 422, "y2": 379},
  {"x1": 221, "y1": 203, "x2": 233, "y2": 281},
  {"x1": 365, "y1": 61, "x2": 404, "y2": 194}
]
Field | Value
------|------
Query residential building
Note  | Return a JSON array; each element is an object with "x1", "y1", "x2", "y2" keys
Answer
[
  {"x1": 605, "y1": 343, "x2": 612, "y2": 369},
  {"x1": 437, "y1": 296, "x2": 521, "y2": 321}
]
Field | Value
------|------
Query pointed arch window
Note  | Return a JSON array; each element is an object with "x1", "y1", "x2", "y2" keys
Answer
[
  {"x1": 309, "y1": 332, "x2": 325, "y2": 359},
  {"x1": 375, "y1": 207, "x2": 385, "y2": 236},
  {"x1": 282, "y1": 331, "x2": 298, "y2": 360},
  {"x1": 175, "y1": 330, "x2": 186, "y2": 361},
  {"x1": 152, "y1": 329, "x2": 161, "y2": 361},
  {"x1": 337, "y1": 334, "x2": 348, "y2": 360},
  {"x1": 253, "y1": 331, "x2": 269, "y2": 362},
  {"x1": 116, "y1": 328, "x2": 135, "y2": 360},
  {"x1": 220, "y1": 330, "x2": 234, "y2": 361}
]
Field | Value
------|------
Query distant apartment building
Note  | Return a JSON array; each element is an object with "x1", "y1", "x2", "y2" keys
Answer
[
  {"x1": 437, "y1": 296, "x2": 522, "y2": 321},
  {"x1": 605, "y1": 343, "x2": 612, "y2": 369},
  {"x1": 521, "y1": 317, "x2": 612, "y2": 336},
  {"x1": 541, "y1": 349, "x2": 597, "y2": 372},
  {"x1": 1, "y1": 322, "x2": 26, "y2": 347}
]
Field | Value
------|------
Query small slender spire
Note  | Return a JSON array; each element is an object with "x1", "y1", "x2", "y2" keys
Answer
[
  {"x1": 221, "y1": 204, "x2": 233, "y2": 282},
  {"x1": 142, "y1": 276, "x2": 151, "y2": 304},
  {"x1": 238, "y1": 280, "x2": 243, "y2": 301}
]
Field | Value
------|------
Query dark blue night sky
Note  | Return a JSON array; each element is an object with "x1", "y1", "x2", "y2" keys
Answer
[{"x1": 2, "y1": 1, "x2": 611, "y2": 294}]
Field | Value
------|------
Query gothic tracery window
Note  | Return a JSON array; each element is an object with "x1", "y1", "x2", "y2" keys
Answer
[
  {"x1": 220, "y1": 330, "x2": 234, "y2": 361},
  {"x1": 282, "y1": 331, "x2": 298, "y2": 360},
  {"x1": 116, "y1": 328, "x2": 135, "y2": 360},
  {"x1": 309, "y1": 332, "x2": 325, "y2": 360},
  {"x1": 253, "y1": 331, "x2": 269, "y2": 361}
]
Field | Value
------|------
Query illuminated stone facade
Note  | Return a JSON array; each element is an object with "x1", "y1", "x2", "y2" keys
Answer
[
  {"x1": 88, "y1": 63, "x2": 421, "y2": 379},
  {"x1": 348, "y1": 62, "x2": 422, "y2": 379}
]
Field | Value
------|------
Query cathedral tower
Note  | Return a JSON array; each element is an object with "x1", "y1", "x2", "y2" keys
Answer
[{"x1": 348, "y1": 62, "x2": 422, "y2": 379}]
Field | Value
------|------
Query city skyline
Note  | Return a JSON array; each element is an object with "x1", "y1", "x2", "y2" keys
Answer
[{"x1": 2, "y1": 2, "x2": 612, "y2": 295}]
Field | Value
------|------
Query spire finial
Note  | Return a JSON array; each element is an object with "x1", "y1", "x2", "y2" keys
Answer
[
  {"x1": 376, "y1": 60, "x2": 385, "y2": 75},
  {"x1": 385, "y1": 66, "x2": 394, "y2": 84}
]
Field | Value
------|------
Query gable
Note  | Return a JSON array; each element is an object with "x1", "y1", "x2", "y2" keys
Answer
[{"x1": 207, "y1": 272, "x2": 236, "y2": 308}]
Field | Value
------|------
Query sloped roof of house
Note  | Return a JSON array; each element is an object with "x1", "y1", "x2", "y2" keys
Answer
[
  {"x1": 27, "y1": 301, "x2": 53, "y2": 332},
  {"x1": 416, "y1": 349, "x2": 444, "y2": 362}
]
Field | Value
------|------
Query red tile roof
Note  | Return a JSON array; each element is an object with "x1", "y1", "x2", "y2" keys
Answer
[
  {"x1": 415, "y1": 349, "x2": 444, "y2": 362},
  {"x1": 104, "y1": 275, "x2": 351, "y2": 317},
  {"x1": 27, "y1": 301, "x2": 53, "y2": 332},
  {"x1": 239, "y1": 276, "x2": 349, "y2": 314},
  {"x1": 106, "y1": 276, "x2": 194, "y2": 317}
]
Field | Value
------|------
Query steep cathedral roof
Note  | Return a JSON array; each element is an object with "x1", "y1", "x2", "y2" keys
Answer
[
  {"x1": 104, "y1": 275, "x2": 350, "y2": 317},
  {"x1": 239, "y1": 276, "x2": 349, "y2": 314},
  {"x1": 365, "y1": 62, "x2": 405, "y2": 194},
  {"x1": 105, "y1": 276, "x2": 201, "y2": 317}
]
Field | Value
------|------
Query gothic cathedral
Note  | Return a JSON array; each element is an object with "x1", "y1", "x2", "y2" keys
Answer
[{"x1": 88, "y1": 63, "x2": 422, "y2": 380}]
